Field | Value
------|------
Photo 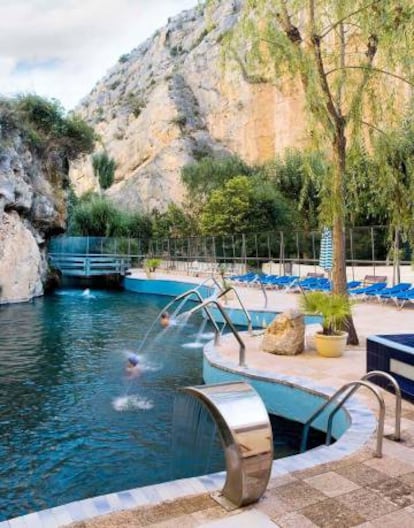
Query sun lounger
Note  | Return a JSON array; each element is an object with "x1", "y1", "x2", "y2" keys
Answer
[
  {"x1": 373, "y1": 283, "x2": 412, "y2": 302},
  {"x1": 272, "y1": 275, "x2": 299, "y2": 290},
  {"x1": 348, "y1": 282, "x2": 387, "y2": 299},
  {"x1": 389, "y1": 288, "x2": 414, "y2": 308}
]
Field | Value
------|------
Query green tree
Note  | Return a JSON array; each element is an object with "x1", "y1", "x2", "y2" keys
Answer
[
  {"x1": 225, "y1": 0, "x2": 414, "y2": 344},
  {"x1": 264, "y1": 149, "x2": 325, "y2": 231},
  {"x1": 373, "y1": 116, "x2": 414, "y2": 282},
  {"x1": 152, "y1": 203, "x2": 198, "y2": 238},
  {"x1": 92, "y1": 151, "x2": 116, "y2": 190},
  {"x1": 200, "y1": 175, "x2": 294, "y2": 235},
  {"x1": 181, "y1": 155, "x2": 252, "y2": 204}
]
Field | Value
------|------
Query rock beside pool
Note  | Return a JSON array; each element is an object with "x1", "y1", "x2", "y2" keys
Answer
[{"x1": 261, "y1": 309, "x2": 305, "y2": 355}]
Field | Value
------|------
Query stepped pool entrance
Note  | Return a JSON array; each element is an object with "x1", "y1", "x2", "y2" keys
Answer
[{"x1": 0, "y1": 289, "x2": 325, "y2": 521}]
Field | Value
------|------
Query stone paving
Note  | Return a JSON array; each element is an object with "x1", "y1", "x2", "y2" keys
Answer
[{"x1": 7, "y1": 273, "x2": 414, "y2": 528}]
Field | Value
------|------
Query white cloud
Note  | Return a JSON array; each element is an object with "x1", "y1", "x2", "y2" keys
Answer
[{"x1": 0, "y1": 0, "x2": 197, "y2": 110}]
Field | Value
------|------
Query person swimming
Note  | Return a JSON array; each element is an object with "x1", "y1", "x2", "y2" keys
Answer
[
  {"x1": 126, "y1": 354, "x2": 140, "y2": 376},
  {"x1": 160, "y1": 312, "x2": 170, "y2": 328}
]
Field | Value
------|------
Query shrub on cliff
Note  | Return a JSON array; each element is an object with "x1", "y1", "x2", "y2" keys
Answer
[
  {"x1": 92, "y1": 152, "x2": 116, "y2": 190},
  {"x1": 0, "y1": 94, "x2": 95, "y2": 160}
]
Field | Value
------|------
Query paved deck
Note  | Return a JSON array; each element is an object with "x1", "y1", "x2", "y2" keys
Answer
[{"x1": 9, "y1": 273, "x2": 414, "y2": 528}]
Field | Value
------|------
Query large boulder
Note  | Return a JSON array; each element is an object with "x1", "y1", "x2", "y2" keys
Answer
[{"x1": 261, "y1": 309, "x2": 305, "y2": 355}]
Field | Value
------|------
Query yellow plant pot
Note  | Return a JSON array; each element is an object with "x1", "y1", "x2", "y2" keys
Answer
[{"x1": 314, "y1": 331, "x2": 348, "y2": 357}]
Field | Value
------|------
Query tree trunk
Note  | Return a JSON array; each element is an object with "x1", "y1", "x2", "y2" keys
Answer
[
  {"x1": 332, "y1": 123, "x2": 359, "y2": 345},
  {"x1": 392, "y1": 227, "x2": 400, "y2": 286}
]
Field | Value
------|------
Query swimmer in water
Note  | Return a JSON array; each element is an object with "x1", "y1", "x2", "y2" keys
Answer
[
  {"x1": 160, "y1": 312, "x2": 170, "y2": 328},
  {"x1": 126, "y1": 354, "x2": 140, "y2": 377}
]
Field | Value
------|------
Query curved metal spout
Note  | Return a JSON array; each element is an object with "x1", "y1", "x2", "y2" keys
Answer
[
  {"x1": 137, "y1": 288, "x2": 220, "y2": 353},
  {"x1": 174, "y1": 289, "x2": 221, "y2": 341},
  {"x1": 187, "y1": 298, "x2": 247, "y2": 367},
  {"x1": 216, "y1": 286, "x2": 253, "y2": 335},
  {"x1": 182, "y1": 382, "x2": 273, "y2": 507}
]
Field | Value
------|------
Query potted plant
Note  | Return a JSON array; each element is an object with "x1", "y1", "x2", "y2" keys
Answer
[
  {"x1": 299, "y1": 291, "x2": 352, "y2": 357},
  {"x1": 143, "y1": 258, "x2": 162, "y2": 278}
]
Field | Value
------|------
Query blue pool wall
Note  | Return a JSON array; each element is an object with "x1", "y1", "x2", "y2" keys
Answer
[
  {"x1": 123, "y1": 277, "x2": 321, "y2": 328},
  {"x1": 203, "y1": 344, "x2": 349, "y2": 440},
  {"x1": 123, "y1": 277, "x2": 213, "y2": 299},
  {"x1": 124, "y1": 276, "x2": 375, "y2": 443}
]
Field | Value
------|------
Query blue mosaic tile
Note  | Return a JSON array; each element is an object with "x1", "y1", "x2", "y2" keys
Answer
[
  {"x1": 77, "y1": 499, "x2": 98, "y2": 519},
  {"x1": 65, "y1": 502, "x2": 86, "y2": 522},
  {"x1": 117, "y1": 491, "x2": 136, "y2": 508},
  {"x1": 93, "y1": 496, "x2": 111, "y2": 515},
  {"x1": 129, "y1": 488, "x2": 151, "y2": 506}
]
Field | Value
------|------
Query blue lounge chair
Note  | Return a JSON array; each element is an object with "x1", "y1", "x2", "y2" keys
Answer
[
  {"x1": 272, "y1": 275, "x2": 299, "y2": 290},
  {"x1": 389, "y1": 288, "x2": 414, "y2": 308},
  {"x1": 349, "y1": 282, "x2": 387, "y2": 299},
  {"x1": 374, "y1": 283, "x2": 412, "y2": 303}
]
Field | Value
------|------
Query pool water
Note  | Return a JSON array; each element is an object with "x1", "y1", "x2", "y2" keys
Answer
[{"x1": 0, "y1": 289, "x2": 324, "y2": 521}]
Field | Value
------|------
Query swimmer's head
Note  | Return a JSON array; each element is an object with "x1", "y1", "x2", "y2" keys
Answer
[
  {"x1": 161, "y1": 312, "x2": 169, "y2": 319},
  {"x1": 128, "y1": 354, "x2": 139, "y2": 366}
]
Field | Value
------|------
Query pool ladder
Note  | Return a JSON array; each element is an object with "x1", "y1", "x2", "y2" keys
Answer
[{"x1": 300, "y1": 371, "x2": 402, "y2": 458}]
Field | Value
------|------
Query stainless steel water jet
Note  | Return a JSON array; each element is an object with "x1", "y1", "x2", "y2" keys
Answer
[{"x1": 183, "y1": 381, "x2": 273, "y2": 507}]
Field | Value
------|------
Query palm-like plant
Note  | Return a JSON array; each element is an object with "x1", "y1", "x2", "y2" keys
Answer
[
  {"x1": 299, "y1": 291, "x2": 351, "y2": 336},
  {"x1": 144, "y1": 258, "x2": 162, "y2": 273}
]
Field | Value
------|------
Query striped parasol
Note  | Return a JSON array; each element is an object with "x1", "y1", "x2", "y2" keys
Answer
[{"x1": 319, "y1": 228, "x2": 333, "y2": 271}]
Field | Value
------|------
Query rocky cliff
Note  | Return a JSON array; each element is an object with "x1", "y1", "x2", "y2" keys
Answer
[
  {"x1": 0, "y1": 98, "x2": 94, "y2": 303},
  {"x1": 71, "y1": 0, "x2": 305, "y2": 212}
]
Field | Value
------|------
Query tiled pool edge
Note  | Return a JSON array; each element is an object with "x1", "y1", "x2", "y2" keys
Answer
[
  {"x1": 203, "y1": 339, "x2": 377, "y2": 467},
  {"x1": 5, "y1": 354, "x2": 376, "y2": 528},
  {"x1": 4, "y1": 295, "x2": 377, "y2": 528}
]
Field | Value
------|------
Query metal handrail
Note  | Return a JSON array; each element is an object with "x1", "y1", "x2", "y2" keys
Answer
[
  {"x1": 216, "y1": 286, "x2": 253, "y2": 336},
  {"x1": 187, "y1": 298, "x2": 247, "y2": 367},
  {"x1": 171, "y1": 290, "x2": 221, "y2": 344},
  {"x1": 137, "y1": 289, "x2": 220, "y2": 354},
  {"x1": 361, "y1": 371, "x2": 401, "y2": 441},
  {"x1": 301, "y1": 380, "x2": 386, "y2": 458},
  {"x1": 324, "y1": 381, "x2": 386, "y2": 457},
  {"x1": 257, "y1": 278, "x2": 269, "y2": 308},
  {"x1": 195, "y1": 275, "x2": 223, "y2": 293}
]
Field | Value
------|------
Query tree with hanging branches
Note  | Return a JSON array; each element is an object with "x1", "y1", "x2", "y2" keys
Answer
[{"x1": 218, "y1": 0, "x2": 414, "y2": 344}]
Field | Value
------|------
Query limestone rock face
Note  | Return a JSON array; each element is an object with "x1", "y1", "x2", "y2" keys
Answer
[
  {"x1": 0, "y1": 132, "x2": 68, "y2": 303},
  {"x1": 261, "y1": 309, "x2": 305, "y2": 355},
  {"x1": 0, "y1": 212, "x2": 43, "y2": 303},
  {"x1": 71, "y1": 0, "x2": 305, "y2": 211}
]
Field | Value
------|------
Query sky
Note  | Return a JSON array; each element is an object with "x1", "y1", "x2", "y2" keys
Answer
[{"x1": 0, "y1": 0, "x2": 198, "y2": 110}]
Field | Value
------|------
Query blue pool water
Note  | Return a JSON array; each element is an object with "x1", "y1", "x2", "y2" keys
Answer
[
  {"x1": 0, "y1": 289, "x2": 213, "y2": 520},
  {"x1": 0, "y1": 289, "x2": 324, "y2": 521}
]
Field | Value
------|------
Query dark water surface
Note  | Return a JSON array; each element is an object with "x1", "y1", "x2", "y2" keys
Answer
[
  {"x1": 0, "y1": 289, "x2": 323, "y2": 521},
  {"x1": 0, "y1": 289, "x2": 212, "y2": 520}
]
